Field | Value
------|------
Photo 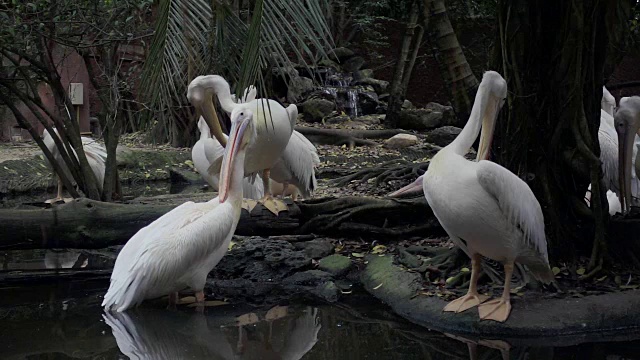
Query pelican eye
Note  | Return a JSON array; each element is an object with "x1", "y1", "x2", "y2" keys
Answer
[{"x1": 240, "y1": 112, "x2": 244, "y2": 116}]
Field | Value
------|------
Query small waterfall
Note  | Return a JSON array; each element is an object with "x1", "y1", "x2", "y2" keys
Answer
[
  {"x1": 320, "y1": 70, "x2": 360, "y2": 118},
  {"x1": 347, "y1": 89, "x2": 358, "y2": 118}
]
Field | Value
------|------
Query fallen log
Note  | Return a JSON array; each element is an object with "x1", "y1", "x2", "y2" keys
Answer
[
  {"x1": 295, "y1": 126, "x2": 411, "y2": 147},
  {"x1": 0, "y1": 195, "x2": 443, "y2": 250}
]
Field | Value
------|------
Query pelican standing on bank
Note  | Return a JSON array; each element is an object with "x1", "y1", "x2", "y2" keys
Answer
[
  {"x1": 392, "y1": 71, "x2": 554, "y2": 322},
  {"x1": 103, "y1": 108, "x2": 255, "y2": 312},
  {"x1": 187, "y1": 75, "x2": 297, "y2": 214},
  {"x1": 614, "y1": 96, "x2": 640, "y2": 214},
  {"x1": 42, "y1": 128, "x2": 107, "y2": 203}
]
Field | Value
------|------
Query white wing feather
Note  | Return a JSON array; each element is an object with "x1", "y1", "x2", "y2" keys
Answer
[
  {"x1": 475, "y1": 161, "x2": 549, "y2": 262},
  {"x1": 270, "y1": 130, "x2": 319, "y2": 198},
  {"x1": 598, "y1": 111, "x2": 619, "y2": 193}
]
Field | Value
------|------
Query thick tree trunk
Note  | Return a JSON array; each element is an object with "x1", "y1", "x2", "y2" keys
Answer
[
  {"x1": 422, "y1": 0, "x2": 478, "y2": 122},
  {"x1": 386, "y1": 2, "x2": 420, "y2": 129},
  {"x1": 490, "y1": 0, "x2": 631, "y2": 263},
  {"x1": 0, "y1": 196, "x2": 443, "y2": 250}
]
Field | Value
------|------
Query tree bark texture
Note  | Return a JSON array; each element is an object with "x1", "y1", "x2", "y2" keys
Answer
[
  {"x1": 386, "y1": 2, "x2": 420, "y2": 129},
  {"x1": 422, "y1": 0, "x2": 478, "y2": 122},
  {"x1": 0, "y1": 196, "x2": 443, "y2": 250},
  {"x1": 490, "y1": 0, "x2": 631, "y2": 261}
]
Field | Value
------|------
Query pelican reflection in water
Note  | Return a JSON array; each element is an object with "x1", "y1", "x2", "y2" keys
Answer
[{"x1": 103, "y1": 306, "x2": 321, "y2": 360}]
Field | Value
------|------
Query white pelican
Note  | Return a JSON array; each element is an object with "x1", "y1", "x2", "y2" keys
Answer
[
  {"x1": 42, "y1": 128, "x2": 107, "y2": 203},
  {"x1": 104, "y1": 306, "x2": 320, "y2": 359},
  {"x1": 614, "y1": 96, "x2": 640, "y2": 214},
  {"x1": 584, "y1": 89, "x2": 640, "y2": 215},
  {"x1": 192, "y1": 117, "x2": 265, "y2": 200},
  {"x1": 102, "y1": 108, "x2": 255, "y2": 312},
  {"x1": 187, "y1": 75, "x2": 300, "y2": 214},
  {"x1": 395, "y1": 71, "x2": 554, "y2": 322},
  {"x1": 602, "y1": 86, "x2": 616, "y2": 117},
  {"x1": 269, "y1": 129, "x2": 320, "y2": 199}
]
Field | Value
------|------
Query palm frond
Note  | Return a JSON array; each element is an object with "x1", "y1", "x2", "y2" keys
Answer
[{"x1": 141, "y1": 0, "x2": 335, "y2": 145}]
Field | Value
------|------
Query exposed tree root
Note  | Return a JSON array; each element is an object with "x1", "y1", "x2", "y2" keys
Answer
[
  {"x1": 333, "y1": 160, "x2": 429, "y2": 187},
  {"x1": 579, "y1": 258, "x2": 604, "y2": 281}
]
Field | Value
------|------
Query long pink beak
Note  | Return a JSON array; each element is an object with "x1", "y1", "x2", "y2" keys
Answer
[
  {"x1": 219, "y1": 117, "x2": 249, "y2": 202},
  {"x1": 388, "y1": 175, "x2": 425, "y2": 197}
]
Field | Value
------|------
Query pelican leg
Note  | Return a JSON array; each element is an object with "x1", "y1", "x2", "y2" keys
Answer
[
  {"x1": 443, "y1": 253, "x2": 489, "y2": 313},
  {"x1": 194, "y1": 290, "x2": 205, "y2": 313},
  {"x1": 45, "y1": 175, "x2": 67, "y2": 204},
  {"x1": 258, "y1": 169, "x2": 288, "y2": 215},
  {"x1": 478, "y1": 261, "x2": 513, "y2": 322}
]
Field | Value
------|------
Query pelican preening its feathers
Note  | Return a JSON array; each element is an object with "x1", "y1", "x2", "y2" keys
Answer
[
  {"x1": 187, "y1": 75, "x2": 300, "y2": 214},
  {"x1": 103, "y1": 108, "x2": 254, "y2": 312},
  {"x1": 391, "y1": 71, "x2": 553, "y2": 322},
  {"x1": 188, "y1": 75, "x2": 319, "y2": 212}
]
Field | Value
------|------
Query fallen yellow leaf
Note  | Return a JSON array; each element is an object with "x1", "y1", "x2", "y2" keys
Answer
[{"x1": 371, "y1": 245, "x2": 387, "y2": 254}]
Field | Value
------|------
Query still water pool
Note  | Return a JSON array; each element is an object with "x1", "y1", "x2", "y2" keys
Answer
[{"x1": 1, "y1": 250, "x2": 639, "y2": 359}]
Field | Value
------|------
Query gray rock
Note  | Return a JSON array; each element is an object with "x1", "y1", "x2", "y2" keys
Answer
[
  {"x1": 425, "y1": 102, "x2": 456, "y2": 125},
  {"x1": 398, "y1": 108, "x2": 445, "y2": 130},
  {"x1": 318, "y1": 58, "x2": 341, "y2": 71},
  {"x1": 425, "y1": 126, "x2": 462, "y2": 147},
  {"x1": 282, "y1": 270, "x2": 333, "y2": 286},
  {"x1": 287, "y1": 76, "x2": 315, "y2": 103},
  {"x1": 325, "y1": 114, "x2": 351, "y2": 124},
  {"x1": 354, "y1": 78, "x2": 389, "y2": 95},
  {"x1": 300, "y1": 98, "x2": 336, "y2": 122},
  {"x1": 402, "y1": 99, "x2": 414, "y2": 109},
  {"x1": 356, "y1": 114, "x2": 385, "y2": 125},
  {"x1": 311, "y1": 281, "x2": 339, "y2": 302},
  {"x1": 341, "y1": 56, "x2": 365, "y2": 72},
  {"x1": 356, "y1": 88, "x2": 380, "y2": 115},
  {"x1": 293, "y1": 239, "x2": 334, "y2": 259},
  {"x1": 329, "y1": 47, "x2": 355, "y2": 63},
  {"x1": 354, "y1": 69, "x2": 374, "y2": 80},
  {"x1": 384, "y1": 134, "x2": 420, "y2": 149},
  {"x1": 318, "y1": 254, "x2": 353, "y2": 276}
]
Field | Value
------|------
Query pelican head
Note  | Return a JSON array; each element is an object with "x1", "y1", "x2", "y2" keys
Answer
[
  {"x1": 615, "y1": 96, "x2": 640, "y2": 213},
  {"x1": 219, "y1": 108, "x2": 255, "y2": 202},
  {"x1": 187, "y1": 75, "x2": 233, "y2": 147},
  {"x1": 476, "y1": 71, "x2": 507, "y2": 161}
]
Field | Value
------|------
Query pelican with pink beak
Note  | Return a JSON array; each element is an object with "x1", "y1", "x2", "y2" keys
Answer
[
  {"x1": 103, "y1": 108, "x2": 255, "y2": 312},
  {"x1": 615, "y1": 96, "x2": 640, "y2": 214},
  {"x1": 395, "y1": 71, "x2": 554, "y2": 322},
  {"x1": 187, "y1": 75, "x2": 297, "y2": 215}
]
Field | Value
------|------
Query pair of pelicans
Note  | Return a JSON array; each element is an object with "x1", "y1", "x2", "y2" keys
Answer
[{"x1": 102, "y1": 72, "x2": 640, "y2": 324}]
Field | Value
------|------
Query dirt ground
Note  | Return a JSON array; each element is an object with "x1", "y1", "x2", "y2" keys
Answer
[{"x1": 0, "y1": 143, "x2": 42, "y2": 163}]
